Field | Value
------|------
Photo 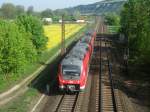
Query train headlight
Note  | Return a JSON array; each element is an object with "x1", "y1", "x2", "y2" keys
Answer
[{"x1": 59, "y1": 85, "x2": 64, "y2": 89}]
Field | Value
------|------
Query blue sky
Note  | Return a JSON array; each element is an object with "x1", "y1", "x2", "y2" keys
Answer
[{"x1": 0, "y1": 0, "x2": 102, "y2": 11}]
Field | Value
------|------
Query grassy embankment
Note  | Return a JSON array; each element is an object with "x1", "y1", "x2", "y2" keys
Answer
[
  {"x1": 0, "y1": 24, "x2": 85, "y2": 93},
  {"x1": 0, "y1": 23, "x2": 92, "y2": 112}
]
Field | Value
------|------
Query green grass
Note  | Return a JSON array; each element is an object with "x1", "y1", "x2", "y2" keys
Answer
[
  {"x1": 0, "y1": 25, "x2": 87, "y2": 93},
  {"x1": 0, "y1": 88, "x2": 39, "y2": 112},
  {"x1": 0, "y1": 63, "x2": 39, "y2": 93},
  {"x1": 0, "y1": 25, "x2": 90, "y2": 112}
]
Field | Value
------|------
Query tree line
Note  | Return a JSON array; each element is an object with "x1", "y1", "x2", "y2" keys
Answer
[
  {"x1": 0, "y1": 2, "x2": 82, "y2": 85},
  {"x1": 103, "y1": 12, "x2": 120, "y2": 26},
  {"x1": 0, "y1": 15, "x2": 48, "y2": 79},
  {"x1": 0, "y1": 3, "x2": 81, "y2": 21},
  {"x1": 120, "y1": 0, "x2": 150, "y2": 72}
]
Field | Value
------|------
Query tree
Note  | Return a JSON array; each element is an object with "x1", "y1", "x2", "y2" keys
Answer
[
  {"x1": 69, "y1": 14, "x2": 76, "y2": 21},
  {"x1": 41, "y1": 9, "x2": 54, "y2": 18},
  {"x1": 16, "y1": 15, "x2": 48, "y2": 53},
  {"x1": 120, "y1": 0, "x2": 150, "y2": 64},
  {"x1": 53, "y1": 9, "x2": 70, "y2": 20},
  {"x1": 1, "y1": 3, "x2": 16, "y2": 19},
  {"x1": 0, "y1": 20, "x2": 37, "y2": 76},
  {"x1": 104, "y1": 12, "x2": 120, "y2": 26},
  {"x1": 27, "y1": 6, "x2": 34, "y2": 15},
  {"x1": 0, "y1": 8, "x2": 2, "y2": 17},
  {"x1": 73, "y1": 10, "x2": 81, "y2": 20},
  {"x1": 16, "y1": 5, "x2": 25, "y2": 16}
]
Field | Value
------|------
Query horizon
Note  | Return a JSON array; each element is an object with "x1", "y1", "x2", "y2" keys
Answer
[{"x1": 0, "y1": 0, "x2": 103, "y2": 11}]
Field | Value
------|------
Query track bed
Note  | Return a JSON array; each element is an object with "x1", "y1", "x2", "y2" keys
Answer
[{"x1": 36, "y1": 21, "x2": 127, "y2": 112}]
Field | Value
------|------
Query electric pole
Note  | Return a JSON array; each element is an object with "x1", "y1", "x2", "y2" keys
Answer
[{"x1": 61, "y1": 14, "x2": 66, "y2": 55}]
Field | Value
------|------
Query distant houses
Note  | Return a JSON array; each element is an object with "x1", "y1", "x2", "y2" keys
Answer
[
  {"x1": 42, "y1": 18, "x2": 53, "y2": 24},
  {"x1": 42, "y1": 17, "x2": 86, "y2": 24},
  {"x1": 76, "y1": 19, "x2": 85, "y2": 23},
  {"x1": 58, "y1": 19, "x2": 85, "y2": 23},
  {"x1": 59, "y1": 19, "x2": 62, "y2": 23}
]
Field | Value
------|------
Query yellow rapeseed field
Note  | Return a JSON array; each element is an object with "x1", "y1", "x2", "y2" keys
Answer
[{"x1": 44, "y1": 24, "x2": 85, "y2": 49}]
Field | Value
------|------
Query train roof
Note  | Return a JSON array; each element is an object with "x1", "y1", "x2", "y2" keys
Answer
[
  {"x1": 85, "y1": 30, "x2": 94, "y2": 36},
  {"x1": 70, "y1": 51, "x2": 85, "y2": 59},
  {"x1": 61, "y1": 57, "x2": 82, "y2": 67},
  {"x1": 61, "y1": 34, "x2": 92, "y2": 68},
  {"x1": 66, "y1": 47, "x2": 86, "y2": 60},
  {"x1": 80, "y1": 35, "x2": 92, "y2": 43},
  {"x1": 72, "y1": 42, "x2": 89, "y2": 55},
  {"x1": 65, "y1": 51, "x2": 84, "y2": 60},
  {"x1": 62, "y1": 41, "x2": 88, "y2": 62},
  {"x1": 74, "y1": 40, "x2": 89, "y2": 48}
]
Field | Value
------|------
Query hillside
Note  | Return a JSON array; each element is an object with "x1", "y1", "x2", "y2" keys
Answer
[{"x1": 64, "y1": 0, "x2": 126, "y2": 15}]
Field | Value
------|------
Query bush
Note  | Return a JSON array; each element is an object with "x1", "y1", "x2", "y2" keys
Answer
[
  {"x1": 0, "y1": 20, "x2": 37, "y2": 76},
  {"x1": 120, "y1": 0, "x2": 150, "y2": 64},
  {"x1": 104, "y1": 12, "x2": 120, "y2": 26},
  {"x1": 16, "y1": 15, "x2": 48, "y2": 53}
]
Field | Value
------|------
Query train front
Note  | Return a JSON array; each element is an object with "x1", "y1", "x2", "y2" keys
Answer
[{"x1": 58, "y1": 58, "x2": 83, "y2": 92}]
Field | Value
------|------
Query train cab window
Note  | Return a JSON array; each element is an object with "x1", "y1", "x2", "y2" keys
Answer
[
  {"x1": 63, "y1": 70, "x2": 79, "y2": 76},
  {"x1": 62, "y1": 65, "x2": 81, "y2": 76}
]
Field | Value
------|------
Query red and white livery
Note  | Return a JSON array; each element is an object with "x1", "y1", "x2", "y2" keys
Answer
[{"x1": 58, "y1": 31, "x2": 96, "y2": 92}]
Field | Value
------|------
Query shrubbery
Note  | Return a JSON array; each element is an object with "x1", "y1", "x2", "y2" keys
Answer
[
  {"x1": 104, "y1": 12, "x2": 120, "y2": 26},
  {"x1": 16, "y1": 15, "x2": 48, "y2": 53},
  {"x1": 0, "y1": 15, "x2": 47, "y2": 80},
  {"x1": 120, "y1": 0, "x2": 150, "y2": 64}
]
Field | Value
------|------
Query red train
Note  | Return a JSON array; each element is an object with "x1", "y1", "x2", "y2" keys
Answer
[{"x1": 57, "y1": 31, "x2": 96, "y2": 92}]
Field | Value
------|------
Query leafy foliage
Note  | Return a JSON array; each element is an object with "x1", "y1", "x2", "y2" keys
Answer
[
  {"x1": 120, "y1": 0, "x2": 150, "y2": 64},
  {"x1": 41, "y1": 9, "x2": 54, "y2": 18},
  {"x1": 27, "y1": 6, "x2": 34, "y2": 15},
  {"x1": 0, "y1": 3, "x2": 16, "y2": 19},
  {"x1": 0, "y1": 3, "x2": 26, "y2": 19},
  {"x1": 0, "y1": 15, "x2": 48, "y2": 90},
  {"x1": 104, "y1": 12, "x2": 120, "y2": 26},
  {"x1": 0, "y1": 20, "x2": 37, "y2": 76},
  {"x1": 16, "y1": 15, "x2": 48, "y2": 53}
]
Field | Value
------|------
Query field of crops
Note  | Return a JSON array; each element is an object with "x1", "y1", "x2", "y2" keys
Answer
[{"x1": 44, "y1": 24, "x2": 85, "y2": 49}]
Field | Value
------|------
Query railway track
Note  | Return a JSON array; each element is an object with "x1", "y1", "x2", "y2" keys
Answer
[
  {"x1": 54, "y1": 93, "x2": 78, "y2": 112},
  {"x1": 36, "y1": 19, "x2": 127, "y2": 112},
  {"x1": 51, "y1": 70, "x2": 92, "y2": 112},
  {"x1": 90, "y1": 18, "x2": 124, "y2": 112},
  {"x1": 100, "y1": 39, "x2": 116, "y2": 112},
  {"x1": 50, "y1": 19, "x2": 102, "y2": 112},
  {"x1": 88, "y1": 33, "x2": 101, "y2": 112},
  {"x1": 40, "y1": 33, "x2": 125, "y2": 112},
  {"x1": 53, "y1": 92, "x2": 88, "y2": 112},
  {"x1": 99, "y1": 34, "x2": 124, "y2": 112}
]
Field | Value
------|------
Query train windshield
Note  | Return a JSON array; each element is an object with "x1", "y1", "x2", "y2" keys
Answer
[{"x1": 62, "y1": 65, "x2": 80, "y2": 76}]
